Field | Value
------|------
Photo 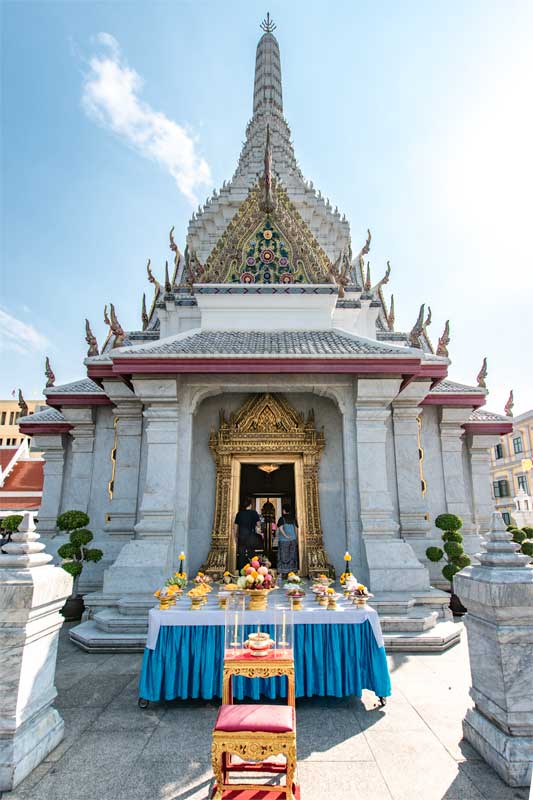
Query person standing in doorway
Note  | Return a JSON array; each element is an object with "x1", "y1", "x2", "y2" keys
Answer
[
  {"x1": 277, "y1": 504, "x2": 299, "y2": 578},
  {"x1": 234, "y1": 497, "x2": 261, "y2": 571}
]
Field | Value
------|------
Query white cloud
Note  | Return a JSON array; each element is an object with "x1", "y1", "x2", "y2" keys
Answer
[
  {"x1": 0, "y1": 309, "x2": 49, "y2": 355},
  {"x1": 82, "y1": 33, "x2": 211, "y2": 203}
]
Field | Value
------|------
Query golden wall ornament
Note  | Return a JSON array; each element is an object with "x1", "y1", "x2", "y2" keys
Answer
[
  {"x1": 201, "y1": 392, "x2": 332, "y2": 578},
  {"x1": 107, "y1": 416, "x2": 119, "y2": 500}
]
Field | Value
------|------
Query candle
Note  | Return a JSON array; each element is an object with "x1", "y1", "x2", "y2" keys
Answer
[
  {"x1": 179, "y1": 551, "x2": 185, "y2": 574},
  {"x1": 281, "y1": 610, "x2": 286, "y2": 646},
  {"x1": 233, "y1": 612, "x2": 239, "y2": 644}
]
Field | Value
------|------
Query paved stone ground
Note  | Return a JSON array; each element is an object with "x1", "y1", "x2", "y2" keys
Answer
[{"x1": 3, "y1": 624, "x2": 530, "y2": 800}]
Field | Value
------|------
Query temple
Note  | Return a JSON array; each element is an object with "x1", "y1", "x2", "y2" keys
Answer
[{"x1": 19, "y1": 16, "x2": 512, "y2": 651}]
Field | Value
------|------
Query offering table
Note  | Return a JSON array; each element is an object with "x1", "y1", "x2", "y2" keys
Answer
[{"x1": 138, "y1": 597, "x2": 391, "y2": 704}]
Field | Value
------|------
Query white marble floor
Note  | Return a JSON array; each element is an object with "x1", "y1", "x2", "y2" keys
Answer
[{"x1": 2, "y1": 624, "x2": 530, "y2": 800}]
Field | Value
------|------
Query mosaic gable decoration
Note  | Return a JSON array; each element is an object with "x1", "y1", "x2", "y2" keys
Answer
[{"x1": 199, "y1": 180, "x2": 334, "y2": 285}]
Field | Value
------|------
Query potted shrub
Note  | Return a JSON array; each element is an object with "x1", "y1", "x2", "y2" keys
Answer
[
  {"x1": 426, "y1": 513, "x2": 471, "y2": 615},
  {"x1": 56, "y1": 510, "x2": 103, "y2": 620}
]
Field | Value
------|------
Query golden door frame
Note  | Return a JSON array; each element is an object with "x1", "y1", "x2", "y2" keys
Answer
[{"x1": 202, "y1": 393, "x2": 332, "y2": 577}]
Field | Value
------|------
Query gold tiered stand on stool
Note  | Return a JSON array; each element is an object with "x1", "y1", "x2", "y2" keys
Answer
[{"x1": 211, "y1": 598, "x2": 298, "y2": 799}]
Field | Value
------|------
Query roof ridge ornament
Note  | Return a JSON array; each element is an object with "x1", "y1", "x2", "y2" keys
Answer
[
  {"x1": 45, "y1": 356, "x2": 55, "y2": 388},
  {"x1": 141, "y1": 293, "x2": 148, "y2": 331},
  {"x1": 436, "y1": 319, "x2": 450, "y2": 357},
  {"x1": 409, "y1": 304, "x2": 425, "y2": 348},
  {"x1": 18, "y1": 388, "x2": 28, "y2": 417},
  {"x1": 476, "y1": 356, "x2": 488, "y2": 389},
  {"x1": 504, "y1": 389, "x2": 514, "y2": 417},
  {"x1": 260, "y1": 12, "x2": 276, "y2": 33},
  {"x1": 370, "y1": 260, "x2": 391, "y2": 295},
  {"x1": 260, "y1": 124, "x2": 276, "y2": 213},
  {"x1": 85, "y1": 318, "x2": 99, "y2": 357},
  {"x1": 388, "y1": 294, "x2": 395, "y2": 331}
]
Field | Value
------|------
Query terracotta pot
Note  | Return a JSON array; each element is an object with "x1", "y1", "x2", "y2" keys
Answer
[{"x1": 61, "y1": 595, "x2": 85, "y2": 621}]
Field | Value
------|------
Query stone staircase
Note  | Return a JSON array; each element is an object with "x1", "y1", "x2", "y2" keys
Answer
[{"x1": 69, "y1": 586, "x2": 461, "y2": 653}]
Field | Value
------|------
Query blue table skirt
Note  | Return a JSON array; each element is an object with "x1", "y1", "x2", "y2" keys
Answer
[{"x1": 139, "y1": 621, "x2": 391, "y2": 702}]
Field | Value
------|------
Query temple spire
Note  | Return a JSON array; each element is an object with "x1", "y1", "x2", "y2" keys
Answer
[{"x1": 254, "y1": 14, "x2": 283, "y2": 115}]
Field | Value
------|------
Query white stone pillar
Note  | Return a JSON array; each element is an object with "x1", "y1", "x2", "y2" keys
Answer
[
  {"x1": 392, "y1": 383, "x2": 432, "y2": 540},
  {"x1": 61, "y1": 407, "x2": 95, "y2": 514},
  {"x1": 439, "y1": 407, "x2": 478, "y2": 555},
  {"x1": 101, "y1": 378, "x2": 178, "y2": 601},
  {"x1": 340, "y1": 397, "x2": 362, "y2": 568},
  {"x1": 468, "y1": 433, "x2": 501, "y2": 536},
  {"x1": 356, "y1": 378, "x2": 429, "y2": 592},
  {"x1": 454, "y1": 513, "x2": 533, "y2": 787},
  {"x1": 0, "y1": 513, "x2": 72, "y2": 791},
  {"x1": 29, "y1": 432, "x2": 66, "y2": 537},
  {"x1": 102, "y1": 380, "x2": 143, "y2": 540}
]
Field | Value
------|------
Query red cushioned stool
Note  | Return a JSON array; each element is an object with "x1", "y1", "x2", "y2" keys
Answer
[{"x1": 212, "y1": 704, "x2": 297, "y2": 799}]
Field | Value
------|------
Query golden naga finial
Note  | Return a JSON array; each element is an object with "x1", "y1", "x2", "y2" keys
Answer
[
  {"x1": 141, "y1": 293, "x2": 148, "y2": 331},
  {"x1": 409, "y1": 304, "x2": 425, "y2": 348},
  {"x1": 424, "y1": 305, "x2": 432, "y2": 328},
  {"x1": 388, "y1": 293, "x2": 395, "y2": 330},
  {"x1": 356, "y1": 229, "x2": 371, "y2": 285},
  {"x1": 146, "y1": 258, "x2": 161, "y2": 292},
  {"x1": 164, "y1": 260, "x2": 172, "y2": 293},
  {"x1": 260, "y1": 12, "x2": 276, "y2": 33},
  {"x1": 476, "y1": 357, "x2": 488, "y2": 389},
  {"x1": 436, "y1": 320, "x2": 450, "y2": 357},
  {"x1": 18, "y1": 389, "x2": 28, "y2": 417},
  {"x1": 85, "y1": 318, "x2": 99, "y2": 357},
  {"x1": 504, "y1": 389, "x2": 514, "y2": 417},
  {"x1": 370, "y1": 260, "x2": 391, "y2": 294},
  {"x1": 169, "y1": 226, "x2": 181, "y2": 286},
  {"x1": 103, "y1": 304, "x2": 111, "y2": 327},
  {"x1": 329, "y1": 249, "x2": 349, "y2": 298},
  {"x1": 109, "y1": 303, "x2": 125, "y2": 348},
  {"x1": 44, "y1": 356, "x2": 55, "y2": 388}
]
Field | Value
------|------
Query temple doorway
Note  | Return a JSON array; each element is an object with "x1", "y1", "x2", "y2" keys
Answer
[{"x1": 239, "y1": 462, "x2": 296, "y2": 565}]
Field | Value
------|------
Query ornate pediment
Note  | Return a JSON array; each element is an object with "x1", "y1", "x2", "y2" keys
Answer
[
  {"x1": 231, "y1": 393, "x2": 304, "y2": 433},
  {"x1": 198, "y1": 180, "x2": 334, "y2": 285}
]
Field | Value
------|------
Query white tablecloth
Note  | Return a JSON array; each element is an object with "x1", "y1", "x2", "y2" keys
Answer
[{"x1": 146, "y1": 597, "x2": 384, "y2": 650}]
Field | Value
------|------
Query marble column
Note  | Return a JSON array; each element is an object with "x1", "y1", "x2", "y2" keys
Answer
[
  {"x1": 468, "y1": 433, "x2": 501, "y2": 537},
  {"x1": 439, "y1": 407, "x2": 479, "y2": 555},
  {"x1": 356, "y1": 378, "x2": 429, "y2": 592},
  {"x1": 102, "y1": 380, "x2": 143, "y2": 540},
  {"x1": 102, "y1": 378, "x2": 179, "y2": 600},
  {"x1": 61, "y1": 407, "x2": 96, "y2": 514},
  {"x1": 454, "y1": 512, "x2": 533, "y2": 787},
  {"x1": 29, "y1": 432, "x2": 66, "y2": 538},
  {"x1": 0, "y1": 513, "x2": 72, "y2": 790},
  {"x1": 340, "y1": 395, "x2": 362, "y2": 571}
]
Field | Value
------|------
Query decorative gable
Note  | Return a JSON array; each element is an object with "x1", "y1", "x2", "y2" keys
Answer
[{"x1": 198, "y1": 180, "x2": 334, "y2": 285}]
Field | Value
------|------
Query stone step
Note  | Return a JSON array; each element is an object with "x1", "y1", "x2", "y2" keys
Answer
[
  {"x1": 371, "y1": 593, "x2": 416, "y2": 615},
  {"x1": 384, "y1": 620, "x2": 462, "y2": 652},
  {"x1": 117, "y1": 596, "x2": 155, "y2": 617},
  {"x1": 69, "y1": 620, "x2": 146, "y2": 652},
  {"x1": 379, "y1": 611, "x2": 439, "y2": 633},
  {"x1": 93, "y1": 609, "x2": 148, "y2": 634}
]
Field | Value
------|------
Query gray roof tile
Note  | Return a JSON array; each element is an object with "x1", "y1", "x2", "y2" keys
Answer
[
  {"x1": 115, "y1": 329, "x2": 420, "y2": 358},
  {"x1": 469, "y1": 409, "x2": 510, "y2": 422},
  {"x1": 45, "y1": 378, "x2": 105, "y2": 395},
  {"x1": 18, "y1": 408, "x2": 65, "y2": 424},
  {"x1": 431, "y1": 379, "x2": 486, "y2": 395}
]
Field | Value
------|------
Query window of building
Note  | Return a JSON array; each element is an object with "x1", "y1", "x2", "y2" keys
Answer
[
  {"x1": 517, "y1": 475, "x2": 529, "y2": 493},
  {"x1": 9, "y1": 411, "x2": 15, "y2": 425},
  {"x1": 493, "y1": 479, "x2": 510, "y2": 498},
  {"x1": 0, "y1": 438, "x2": 3, "y2": 445},
  {"x1": 502, "y1": 512, "x2": 511, "y2": 525},
  {"x1": 494, "y1": 443, "x2": 503, "y2": 459},
  {"x1": 1, "y1": 411, "x2": 6, "y2": 425},
  {"x1": 513, "y1": 437, "x2": 523, "y2": 454}
]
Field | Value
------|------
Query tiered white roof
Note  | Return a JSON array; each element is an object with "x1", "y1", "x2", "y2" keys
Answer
[{"x1": 186, "y1": 22, "x2": 351, "y2": 266}]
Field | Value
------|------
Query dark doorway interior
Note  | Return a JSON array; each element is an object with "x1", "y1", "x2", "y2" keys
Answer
[{"x1": 239, "y1": 463, "x2": 295, "y2": 564}]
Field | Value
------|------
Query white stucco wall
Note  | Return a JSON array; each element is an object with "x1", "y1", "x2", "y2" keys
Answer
[{"x1": 421, "y1": 405, "x2": 447, "y2": 529}]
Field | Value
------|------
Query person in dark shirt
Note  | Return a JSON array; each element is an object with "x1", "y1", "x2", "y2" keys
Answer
[
  {"x1": 277, "y1": 504, "x2": 299, "y2": 577},
  {"x1": 234, "y1": 497, "x2": 261, "y2": 570}
]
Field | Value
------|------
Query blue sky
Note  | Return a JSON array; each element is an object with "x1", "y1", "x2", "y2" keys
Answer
[{"x1": 1, "y1": 0, "x2": 532, "y2": 414}]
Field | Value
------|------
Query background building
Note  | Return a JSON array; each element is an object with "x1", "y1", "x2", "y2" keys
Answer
[
  {"x1": 490, "y1": 408, "x2": 533, "y2": 525},
  {"x1": 0, "y1": 398, "x2": 42, "y2": 446}
]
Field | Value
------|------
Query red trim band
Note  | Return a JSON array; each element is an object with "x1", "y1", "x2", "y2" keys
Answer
[
  {"x1": 18, "y1": 423, "x2": 73, "y2": 435},
  {"x1": 463, "y1": 422, "x2": 513, "y2": 435},
  {"x1": 46, "y1": 394, "x2": 112, "y2": 409},
  {"x1": 421, "y1": 394, "x2": 486, "y2": 408}
]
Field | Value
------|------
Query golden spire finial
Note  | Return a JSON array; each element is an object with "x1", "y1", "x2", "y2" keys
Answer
[
  {"x1": 260, "y1": 12, "x2": 276, "y2": 33},
  {"x1": 436, "y1": 320, "x2": 450, "y2": 357},
  {"x1": 388, "y1": 294, "x2": 395, "y2": 330},
  {"x1": 141, "y1": 293, "x2": 148, "y2": 331},
  {"x1": 476, "y1": 357, "x2": 488, "y2": 389},
  {"x1": 85, "y1": 318, "x2": 99, "y2": 357}
]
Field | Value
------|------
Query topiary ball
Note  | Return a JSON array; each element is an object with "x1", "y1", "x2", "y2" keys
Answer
[
  {"x1": 57, "y1": 543, "x2": 78, "y2": 560},
  {"x1": 455, "y1": 553, "x2": 471, "y2": 569},
  {"x1": 61, "y1": 561, "x2": 82, "y2": 578},
  {"x1": 511, "y1": 529, "x2": 527, "y2": 544},
  {"x1": 521, "y1": 541, "x2": 533, "y2": 558},
  {"x1": 442, "y1": 531, "x2": 463, "y2": 543},
  {"x1": 435, "y1": 513, "x2": 463, "y2": 532},
  {"x1": 85, "y1": 548, "x2": 103, "y2": 563},
  {"x1": 70, "y1": 529, "x2": 94, "y2": 547},
  {"x1": 444, "y1": 541, "x2": 465, "y2": 559},
  {"x1": 57, "y1": 510, "x2": 90, "y2": 532},
  {"x1": 522, "y1": 527, "x2": 533, "y2": 538},
  {"x1": 442, "y1": 563, "x2": 460, "y2": 582},
  {"x1": 2, "y1": 514, "x2": 23, "y2": 533},
  {"x1": 426, "y1": 546, "x2": 444, "y2": 562}
]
